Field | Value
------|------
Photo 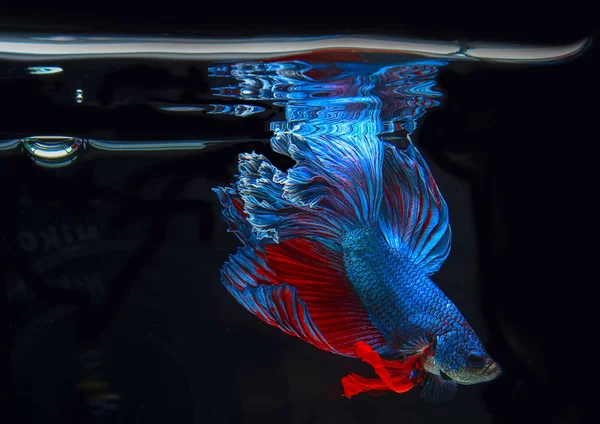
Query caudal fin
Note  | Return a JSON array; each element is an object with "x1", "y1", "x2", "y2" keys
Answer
[
  {"x1": 214, "y1": 151, "x2": 388, "y2": 357},
  {"x1": 248, "y1": 128, "x2": 385, "y2": 242},
  {"x1": 218, "y1": 136, "x2": 383, "y2": 245}
]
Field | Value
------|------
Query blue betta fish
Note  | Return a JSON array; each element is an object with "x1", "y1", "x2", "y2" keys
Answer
[{"x1": 213, "y1": 128, "x2": 501, "y2": 399}]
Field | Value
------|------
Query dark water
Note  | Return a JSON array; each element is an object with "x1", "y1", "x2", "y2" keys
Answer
[{"x1": 2, "y1": 34, "x2": 595, "y2": 424}]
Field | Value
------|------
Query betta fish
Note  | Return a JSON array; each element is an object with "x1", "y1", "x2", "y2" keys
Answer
[{"x1": 213, "y1": 128, "x2": 501, "y2": 400}]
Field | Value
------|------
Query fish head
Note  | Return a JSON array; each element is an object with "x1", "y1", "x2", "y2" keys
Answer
[{"x1": 430, "y1": 328, "x2": 502, "y2": 385}]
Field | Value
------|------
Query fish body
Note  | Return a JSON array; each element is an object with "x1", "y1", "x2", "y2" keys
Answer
[
  {"x1": 342, "y1": 225, "x2": 499, "y2": 388},
  {"x1": 343, "y1": 225, "x2": 462, "y2": 345},
  {"x1": 214, "y1": 127, "x2": 501, "y2": 399}
]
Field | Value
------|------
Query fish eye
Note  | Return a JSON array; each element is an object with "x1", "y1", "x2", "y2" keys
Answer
[{"x1": 467, "y1": 351, "x2": 486, "y2": 368}]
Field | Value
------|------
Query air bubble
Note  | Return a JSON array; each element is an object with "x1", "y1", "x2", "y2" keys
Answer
[
  {"x1": 76, "y1": 89, "x2": 84, "y2": 103},
  {"x1": 21, "y1": 136, "x2": 84, "y2": 168}
]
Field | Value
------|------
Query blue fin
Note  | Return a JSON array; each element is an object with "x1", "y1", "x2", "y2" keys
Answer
[
  {"x1": 232, "y1": 151, "x2": 356, "y2": 243},
  {"x1": 235, "y1": 152, "x2": 289, "y2": 243},
  {"x1": 212, "y1": 184, "x2": 254, "y2": 245},
  {"x1": 378, "y1": 139, "x2": 451, "y2": 275},
  {"x1": 271, "y1": 128, "x2": 383, "y2": 226}
]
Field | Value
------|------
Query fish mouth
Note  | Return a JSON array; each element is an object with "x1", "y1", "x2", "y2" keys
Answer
[{"x1": 483, "y1": 361, "x2": 502, "y2": 379}]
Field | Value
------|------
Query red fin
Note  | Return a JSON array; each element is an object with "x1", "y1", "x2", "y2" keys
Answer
[
  {"x1": 341, "y1": 342, "x2": 424, "y2": 398},
  {"x1": 221, "y1": 244, "x2": 337, "y2": 353},
  {"x1": 264, "y1": 239, "x2": 387, "y2": 356}
]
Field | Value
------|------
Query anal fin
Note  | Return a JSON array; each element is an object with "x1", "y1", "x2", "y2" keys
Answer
[{"x1": 221, "y1": 238, "x2": 388, "y2": 357}]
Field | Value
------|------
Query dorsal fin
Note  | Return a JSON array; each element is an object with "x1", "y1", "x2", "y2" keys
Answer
[{"x1": 378, "y1": 140, "x2": 451, "y2": 275}]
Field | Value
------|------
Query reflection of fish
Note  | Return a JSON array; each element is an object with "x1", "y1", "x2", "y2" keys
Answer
[{"x1": 214, "y1": 129, "x2": 501, "y2": 400}]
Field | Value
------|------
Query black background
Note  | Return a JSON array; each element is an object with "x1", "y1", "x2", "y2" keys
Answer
[{"x1": 1, "y1": 10, "x2": 597, "y2": 424}]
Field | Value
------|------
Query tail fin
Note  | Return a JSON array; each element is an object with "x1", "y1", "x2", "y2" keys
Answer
[
  {"x1": 224, "y1": 132, "x2": 451, "y2": 274},
  {"x1": 268, "y1": 129, "x2": 384, "y2": 240},
  {"x1": 213, "y1": 184, "x2": 253, "y2": 245},
  {"x1": 378, "y1": 141, "x2": 451, "y2": 275},
  {"x1": 223, "y1": 130, "x2": 384, "y2": 244},
  {"x1": 213, "y1": 151, "x2": 390, "y2": 356}
]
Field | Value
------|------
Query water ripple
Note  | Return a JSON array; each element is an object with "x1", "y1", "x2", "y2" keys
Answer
[{"x1": 210, "y1": 60, "x2": 447, "y2": 138}]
